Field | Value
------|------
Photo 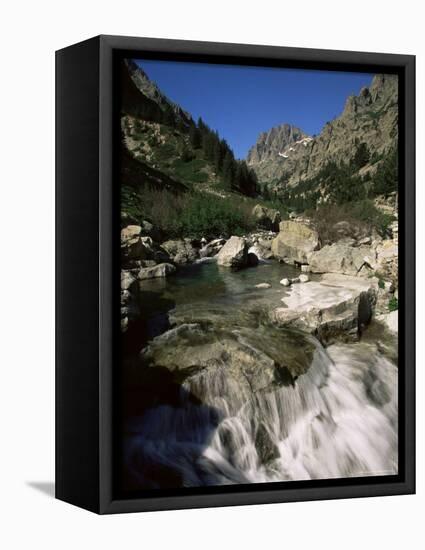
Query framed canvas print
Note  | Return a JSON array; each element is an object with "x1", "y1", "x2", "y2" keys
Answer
[{"x1": 56, "y1": 35, "x2": 415, "y2": 514}]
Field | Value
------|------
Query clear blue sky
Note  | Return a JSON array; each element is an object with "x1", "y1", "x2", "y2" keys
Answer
[{"x1": 135, "y1": 59, "x2": 374, "y2": 159}]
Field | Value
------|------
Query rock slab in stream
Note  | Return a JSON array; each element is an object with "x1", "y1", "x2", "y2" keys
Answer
[
  {"x1": 138, "y1": 262, "x2": 176, "y2": 280},
  {"x1": 308, "y1": 243, "x2": 375, "y2": 276},
  {"x1": 140, "y1": 322, "x2": 316, "y2": 405},
  {"x1": 217, "y1": 236, "x2": 248, "y2": 267},
  {"x1": 161, "y1": 239, "x2": 199, "y2": 265},
  {"x1": 272, "y1": 273, "x2": 378, "y2": 344}
]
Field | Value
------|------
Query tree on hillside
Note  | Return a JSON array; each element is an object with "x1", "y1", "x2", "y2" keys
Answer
[
  {"x1": 180, "y1": 143, "x2": 193, "y2": 163},
  {"x1": 189, "y1": 124, "x2": 201, "y2": 149},
  {"x1": 372, "y1": 149, "x2": 398, "y2": 196},
  {"x1": 352, "y1": 142, "x2": 371, "y2": 170},
  {"x1": 213, "y1": 139, "x2": 223, "y2": 173},
  {"x1": 222, "y1": 152, "x2": 235, "y2": 189},
  {"x1": 201, "y1": 131, "x2": 215, "y2": 162},
  {"x1": 161, "y1": 105, "x2": 175, "y2": 126},
  {"x1": 197, "y1": 117, "x2": 207, "y2": 133}
]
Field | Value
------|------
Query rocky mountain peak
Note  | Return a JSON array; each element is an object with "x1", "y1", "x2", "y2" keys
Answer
[
  {"x1": 247, "y1": 124, "x2": 311, "y2": 165},
  {"x1": 247, "y1": 73, "x2": 398, "y2": 187}
]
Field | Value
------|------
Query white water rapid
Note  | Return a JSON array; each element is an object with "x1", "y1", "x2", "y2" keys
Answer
[{"x1": 125, "y1": 337, "x2": 397, "y2": 489}]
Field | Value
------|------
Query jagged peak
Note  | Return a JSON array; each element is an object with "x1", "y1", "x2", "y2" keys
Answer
[{"x1": 343, "y1": 73, "x2": 398, "y2": 114}]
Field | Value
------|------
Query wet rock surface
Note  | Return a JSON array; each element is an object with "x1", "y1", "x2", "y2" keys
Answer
[{"x1": 272, "y1": 273, "x2": 378, "y2": 344}]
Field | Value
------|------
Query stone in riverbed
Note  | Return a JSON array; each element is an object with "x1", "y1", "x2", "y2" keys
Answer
[
  {"x1": 271, "y1": 221, "x2": 320, "y2": 264},
  {"x1": 272, "y1": 273, "x2": 378, "y2": 344},
  {"x1": 255, "y1": 283, "x2": 271, "y2": 289},
  {"x1": 140, "y1": 322, "x2": 316, "y2": 401},
  {"x1": 299, "y1": 274, "x2": 309, "y2": 283},
  {"x1": 121, "y1": 225, "x2": 142, "y2": 242},
  {"x1": 161, "y1": 239, "x2": 199, "y2": 265},
  {"x1": 217, "y1": 236, "x2": 248, "y2": 267},
  {"x1": 137, "y1": 262, "x2": 176, "y2": 280},
  {"x1": 280, "y1": 278, "x2": 291, "y2": 287},
  {"x1": 308, "y1": 243, "x2": 375, "y2": 276},
  {"x1": 199, "y1": 238, "x2": 225, "y2": 258},
  {"x1": 248, "y1": 244, "x2": 274, "y2": 261},
  {"x1": 121, "y1": 270, "x2": 136, "y2": 291}
]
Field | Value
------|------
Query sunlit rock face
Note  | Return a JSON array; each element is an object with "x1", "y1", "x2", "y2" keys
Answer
[
  {"x1": 247, "y1": 74, "x2": 398, "y2": 186},
  {"x1": 271, "y1": 221, "x2": 320, "y2": 264},
  {"x1": 272, "y1": 274, "x2": 378, "y2": 344}
]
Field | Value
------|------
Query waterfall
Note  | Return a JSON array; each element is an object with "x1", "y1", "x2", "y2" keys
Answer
[{"x1": 124, "y1": 334, "x2": 397, "y2": 489}]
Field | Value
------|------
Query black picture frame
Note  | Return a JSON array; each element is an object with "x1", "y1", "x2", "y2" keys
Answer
[{"x1": 56, "y1": 35, "x2": 415, "y2": 514}]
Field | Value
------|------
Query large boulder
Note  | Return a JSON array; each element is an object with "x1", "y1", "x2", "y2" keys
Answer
[
  {"x1": 137, "y1": 263, "x2": 176, "y2": 280},
  {"x1": 199, "y1": 238, "x2": 226, "y2": 258},
  {"x1": 308, "y1": 243, "x2": 375, "y2": 276},
  {"x1": 252, "y1": 204, "x2": 281, "y2": 231},
  {"x1": 161, "y1": 239, "x2": 199, "y2": 265},
  {"x1": 375, "y1": 239, "x2": 398, "y2": 284},
  {"x1": 121, "y1": 224, "x2": 159, "y2": 265},
  {"x1": 271, "y1": 273, "x2": 378, "y2": 344},
  {"x1": 140, "y1": 322, "x2": 315, "y2": 396},
  {"x1": 121, "y1": 270, "x2": 136, "y2": 291},
  {"x1": 248, "y1": 243, "x2": 273, "y2": 261},
  {"x1": 121, "y1": 224, "x2": 142, "y2": 242},
  {"x1": 120, "y1": 269, "x2": 140, "y2": 332},
  {"x1": 271, "y1": 221, "x2": 320, "y2": 264},
  {"x1": 217, "y1": 236, "x2": 248, "y2": 267}
]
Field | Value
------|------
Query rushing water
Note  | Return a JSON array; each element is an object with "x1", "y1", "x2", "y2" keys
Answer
[{"x1": 123, "y1": 260, "x2": 398, "y2": 490}]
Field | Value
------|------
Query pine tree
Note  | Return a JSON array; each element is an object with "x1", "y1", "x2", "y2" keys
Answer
[
  {"x1": 180, "y1": 143, "x2": 193, "y2": 162},
  {"x1": 197, "y1": 117, "x2": 206, "y2": 133},
  {"x1": 213, "y1": 139, "x2": 223, "y2": 173},
  {"x1": 352, "y1": 142, "x2": 371, "y2": 170},
  {"x1": 222, "y1": 152, "x2": 235, "y2": 189},
  {"x1": 162, "y1": 105, "x2": 174, "y2": 127},
  {"x1": 372, "y1": 149, "x2": 398, "y2": 196},
  {"x1": 189, "y1": 125, "x2": 201, "y2": 149}
]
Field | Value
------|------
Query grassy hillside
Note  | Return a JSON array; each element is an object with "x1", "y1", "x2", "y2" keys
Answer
[{"x1": 120, "y1": 112, "x2": 283, "y2": 238}]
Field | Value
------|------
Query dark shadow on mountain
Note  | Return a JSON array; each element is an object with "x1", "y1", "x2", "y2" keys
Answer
[{"x1": 121, "y1": 149, "x2": 188, "y2": 194}]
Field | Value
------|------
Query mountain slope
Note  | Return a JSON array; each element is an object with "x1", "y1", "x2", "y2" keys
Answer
[
  {"x1": 247, "y1": 74, "x2": 398, "y2": 189},
  {"x1": 124, "y1": 60, "x2": 193, "y2": 128},
  {"x1": 119, "y1": 59, "x2": 265, "y2": 237}
]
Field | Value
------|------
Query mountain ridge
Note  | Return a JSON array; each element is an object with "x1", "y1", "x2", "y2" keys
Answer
[{"x1": 246, "y1": 74, "x2": 398, "y2": 190}]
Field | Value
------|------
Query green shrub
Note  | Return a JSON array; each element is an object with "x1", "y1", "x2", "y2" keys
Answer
[
  {"x1": 171, "y1": 158, "x2": 209, "y2": 184},
  {"x1": 371, "y1": 148, "x2": 398, "y2": 197},
  {"x1": 121, "y1": 186, "x2": 256, "y2": 239},
  {"x1": 378, "y1": 279, "x2": 385, "y2": 289},
  {"x1": 388, "y1": 296, "x2": 398, "y2": 312},
  {"x1": 305, "y1": 199, "x2": 394, "y2": 243}
]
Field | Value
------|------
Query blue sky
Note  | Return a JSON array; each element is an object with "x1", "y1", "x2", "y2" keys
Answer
[{"x1": 135, "y1": 59, "x2": 374, "y2": 159}]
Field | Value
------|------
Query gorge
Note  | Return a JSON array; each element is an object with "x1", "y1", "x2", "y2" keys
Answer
[{"x1": 119, "y1": 58, "x2": 399, "y2": 491}]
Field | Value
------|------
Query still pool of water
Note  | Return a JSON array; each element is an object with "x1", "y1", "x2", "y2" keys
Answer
[{"x1": 139, "y1": 259, "x2": 300, "y2": 310}]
